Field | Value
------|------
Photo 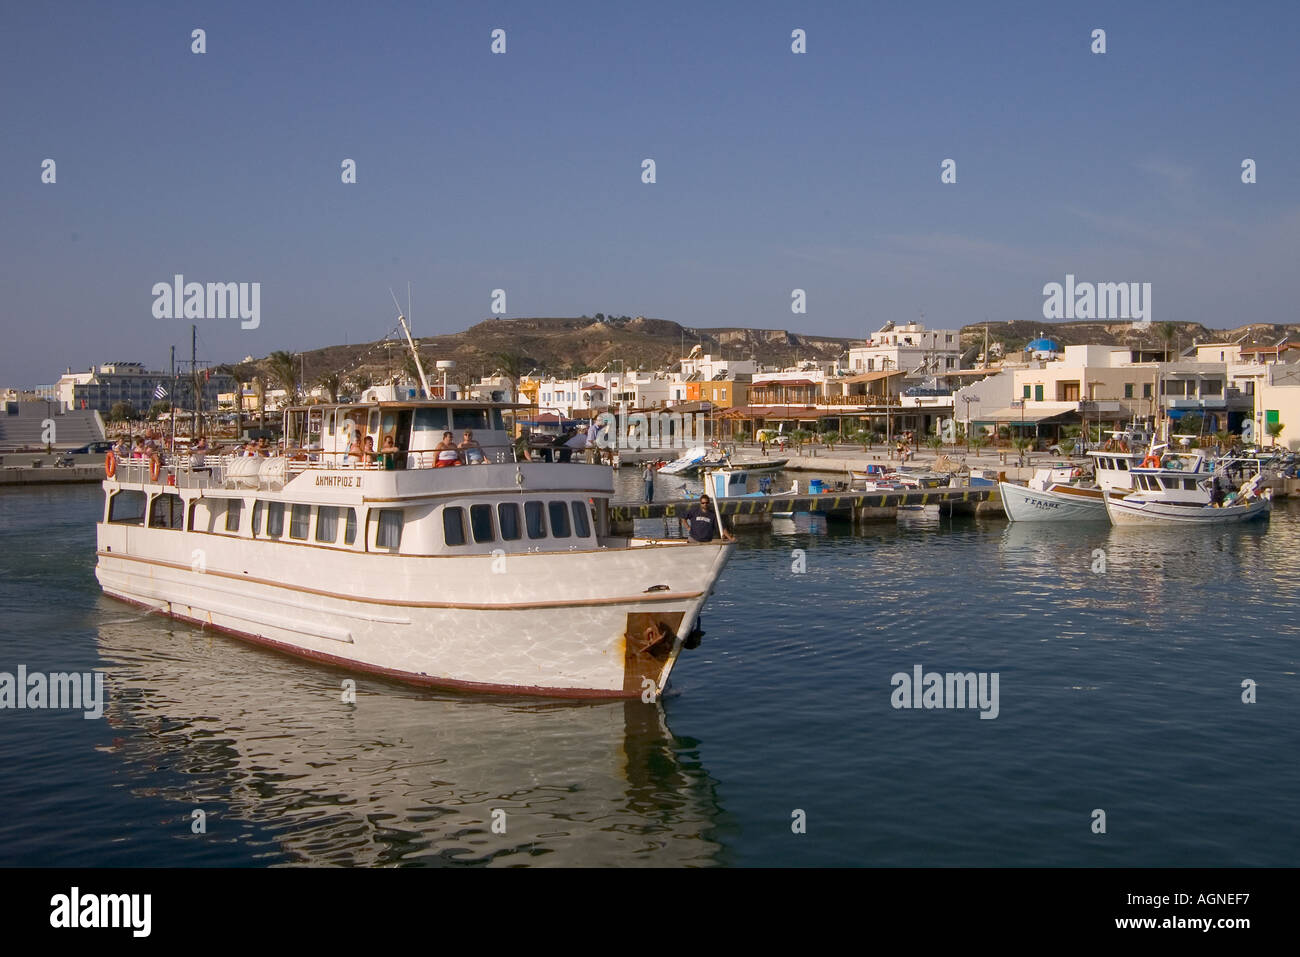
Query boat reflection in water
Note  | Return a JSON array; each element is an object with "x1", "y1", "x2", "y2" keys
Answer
[{"x1": 95, "y1": 606, "x2": 726, "y2": 866}]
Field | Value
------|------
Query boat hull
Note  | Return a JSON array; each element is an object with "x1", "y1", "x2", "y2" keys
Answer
[
  {"x1": 95, "y1": 525, "x2": 733, "y2": 699},
  {"x1": 1104, "y1": 493, "x2": 1272, "y2": 526},
  {"x1": 998, "y1": 482, "x2": 1108, "y2": 522}
]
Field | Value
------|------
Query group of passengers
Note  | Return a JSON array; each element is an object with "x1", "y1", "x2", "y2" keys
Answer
[
  {"x1": 347, "y1": 430, "x2": 403, "y2": 467},
  {"x1": 432, "y1": 430, "x2": 487, "y2": 467}
]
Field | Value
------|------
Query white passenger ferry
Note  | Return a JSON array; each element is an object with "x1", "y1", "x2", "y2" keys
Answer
[{"x1": 94, "y1": 390, "x2": 734, "y2": 699}]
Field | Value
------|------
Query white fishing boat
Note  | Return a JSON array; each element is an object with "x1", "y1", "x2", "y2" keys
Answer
[
  {"x1": 94, "y1": 385, "x2": 735, "y2": 699},
  {"x1": 999, "y1": 464, "x2": 1107, "y2": 522},
  {"x1": 1104, "y1": 458, "x2": 1272, "y2": 526},
  {"x1": 1000, "y1": 427, "x2": 1155, "y2": 522}
]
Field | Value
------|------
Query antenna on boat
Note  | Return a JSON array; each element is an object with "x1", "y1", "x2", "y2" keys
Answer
[{"x1": 391, "y1": 287, "x2": 433, "y2": 398}]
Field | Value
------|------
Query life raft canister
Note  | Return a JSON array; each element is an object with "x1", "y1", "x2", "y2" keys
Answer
[
  {"x1": 104, "y1": 452, "x2": 116, "y2": 478},
  {"x1": 149, "y1": 455, "x2": 161, "y2": 481}
]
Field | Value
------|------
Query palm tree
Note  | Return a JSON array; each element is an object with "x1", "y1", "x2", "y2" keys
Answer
[
  {"x1": 252, "y1": 377, "x2": 266, "y2": 428},
  {"x1": 212, "y1": 362, "x2": 253, "y2": 433},
  {"x1": 401, "y1": 348, "x2": 433, "y2": 388},
  {"x1": 265, "y1": 351, "x2": 300, "y2": 405},
  {"x1": 1158, "y1": 323, "x2": 1178, "y2": 362},
  {"x1": 490, "y1": 350, "x2": 526, "y2": 404},
  {"x1": 316, "y1": 371, "x2": 342, "y2": 404}
]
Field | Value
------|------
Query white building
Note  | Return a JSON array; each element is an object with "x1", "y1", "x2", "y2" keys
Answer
[{"x1": 848, "y1": 321, "x2": 963, "y2": 378}]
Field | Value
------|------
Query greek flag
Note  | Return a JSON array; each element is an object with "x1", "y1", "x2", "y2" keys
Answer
[{"x1": 154, "y1": 384, "x2": 168, "y2": 400}]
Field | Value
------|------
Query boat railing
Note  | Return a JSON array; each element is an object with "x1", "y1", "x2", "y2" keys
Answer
[{"x1": 108, "y1": 443, "x2": 599, "y2": 491}]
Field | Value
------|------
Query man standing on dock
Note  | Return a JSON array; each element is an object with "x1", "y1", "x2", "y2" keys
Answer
[
  {"x1": 642, "y1": 461, "x2": 655, "y2": 503},
  {"x1": 682, "y1": 495, "x2": 732, "y2": 542}
]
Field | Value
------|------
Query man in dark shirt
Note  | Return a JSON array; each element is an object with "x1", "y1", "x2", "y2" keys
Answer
[{"x1": 682, "y1": 495, "x2": 731, "y2": 542}]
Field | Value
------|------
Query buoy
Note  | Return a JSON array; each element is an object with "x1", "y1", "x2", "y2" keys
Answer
[
  {"x1": 104, "y1": 452, "x2": 116, "y2": 478},
  {"x1": 149, "y1": 455, "x2": 161, "y2": 481}
]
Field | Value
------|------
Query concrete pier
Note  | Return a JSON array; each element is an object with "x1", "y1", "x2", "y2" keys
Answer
[{"x1": 609, "y1": 486, "x2": 996, "y2": 534}]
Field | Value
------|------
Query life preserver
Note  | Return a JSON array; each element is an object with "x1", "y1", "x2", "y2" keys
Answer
[
  {"x1": 149, "y1": 455, "x2": 161, "y2": 481},
  {"x1": 104, "y1": 452, "x2": 117, "y2": 478},
  {"x1": 1141, "y1": 453, "x2": 1160, "y2": 469}
]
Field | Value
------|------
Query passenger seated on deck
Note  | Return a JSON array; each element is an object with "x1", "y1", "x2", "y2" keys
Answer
[
  {"x1": 459, "y1": 430, "x2": 486, "y2": 465},
  {"x1": 379, "y1": 433, "x2": 399, "y2": 470},
  {"x1": 348, "y1": 430, "x2": 365, "y2": 463},
  {"x1": 362, "y1": 436, "x2": 376, "y2": 465},
  {"x1": 434, "y1": 431, "x2": 461, "y2": 468}
]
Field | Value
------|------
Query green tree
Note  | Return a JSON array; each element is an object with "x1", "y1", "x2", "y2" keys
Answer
[
  {"x1": 265, "y1": 351, "x2": 300, "y2": 404},
  {"x1": 212, "y1": 363, "x2": 253, "y2": 431},
  {"x1": 148, "y1": 400, "x2": 171, "y2": 419},
  {"x1": 252, "y1": 377, "x2": 267, "y2": 428},
  {"x1": 1266, "y1": 421, "x2": 1285, "y2": 445},
  {"x1": 490, "y1": 350, "x2": 526, "y2": 404},
  {"x1": 108, "y1": 401, "x2": 137, "y2": 422},
  {"x1": 316, "y1": 371, "x2": 342, "y2": 404},
  {"x1": 1158, "y1": 323, "x2": 1178, "y2": 362}
]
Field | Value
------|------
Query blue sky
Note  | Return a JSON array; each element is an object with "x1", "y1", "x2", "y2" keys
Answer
[{"x1": 2, "y1": 0, "x2": 1297, "y2": 386}]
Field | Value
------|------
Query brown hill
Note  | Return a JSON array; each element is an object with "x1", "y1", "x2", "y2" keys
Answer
[{"x1": 238, "y1": 316, "x2": 1300, "y2": 391}]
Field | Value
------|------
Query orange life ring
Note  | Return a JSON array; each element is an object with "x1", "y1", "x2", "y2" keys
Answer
[
  {"x1": 1141, "y1": 454, "x2": 1160, "y2": 469},
  {"x1": 104, "y1": 452, "x2": 116, "y2": 478},
  {"x1": 149, "y1": 455, "x2": 161, "y2": 481}
]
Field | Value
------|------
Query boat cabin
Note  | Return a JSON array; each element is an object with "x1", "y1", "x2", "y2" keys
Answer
[{"x1": 285, "y1": 397, "x2": 519, "y2": 468}]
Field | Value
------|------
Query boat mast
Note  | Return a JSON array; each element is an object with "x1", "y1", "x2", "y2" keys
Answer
[{"x1": 392, "y1": 287, "x2": 432, "y2": 398}]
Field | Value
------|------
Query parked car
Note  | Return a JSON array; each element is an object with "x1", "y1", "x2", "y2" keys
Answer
[{"x1": 69, "y1": 441, "x2": 115, "y2": 454}]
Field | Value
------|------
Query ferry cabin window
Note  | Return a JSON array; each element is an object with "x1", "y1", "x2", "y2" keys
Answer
[
  {"x1": 225, "y1": 499, "x2": 242, "y2": 533},
  {"x1": 548, "y1": 501, "x2": 571, "y2": 538},
  {"x1": 109, "y1": 489, "x2": 147, "y2": 525},
  {"x1": 497, "y1": 503, "x2": 522, "y2": 541},
  {"x1": 1183, "y1": 479, "x2": 1198, "y2": 491},
  {"x1": 149, "y1": 493, "x2": 184, "y2": 530},
  {"x1": 344, "y1": 508, "x2": 357, "y2": 545},
  {"x1": 525, "y1": 501, "x2": 546, "y2": 539},
  {"x1": 452, "y1": 409, "x2": 489, "y2": 432},
  {"x1": 469, "y1": 504, "x2": 495, "y2": 543},
  {"x1": 317, "y1": 506, "x2": 339, "y2": 543},
  {"x1": 491, "y1": 408, "x2": 506, "y2": 430},
  {"x1": 266, "y1": 501, "x2": 285, "y2": 538},
  {"x1": 252, "y1": 500, "x2": 263, "y2": 536},
  {"x1": 443, "y1": 507, "x2": 467, "y2": 547},
  {"x1": 571, "y1": 501, "x2": 591, "y2": 538},
  {"x1": 290, "y1": 504, "x2": 311, "y2": 540},
  {"x1": 413, "y1": 408, "x2": 450, "y2": 435},
  {"x1": 376, "y1": 509, "x2": 404, "y2": 549}
]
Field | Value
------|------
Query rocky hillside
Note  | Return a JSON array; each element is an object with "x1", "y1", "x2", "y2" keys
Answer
[
  {"x1": 236, "y1": 315, "x2": 1300, "y2": 391},
  {"x1": 279, "y1": 316, "x2": 858, "y2": 387},
  {"x1": 963, "y1": 320, "x2": 1299, "y2": 355}
]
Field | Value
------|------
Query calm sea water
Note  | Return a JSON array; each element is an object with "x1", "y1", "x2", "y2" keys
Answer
[{"x1": 1, "y1": 476, "x2": 1297, "y2": 866}]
